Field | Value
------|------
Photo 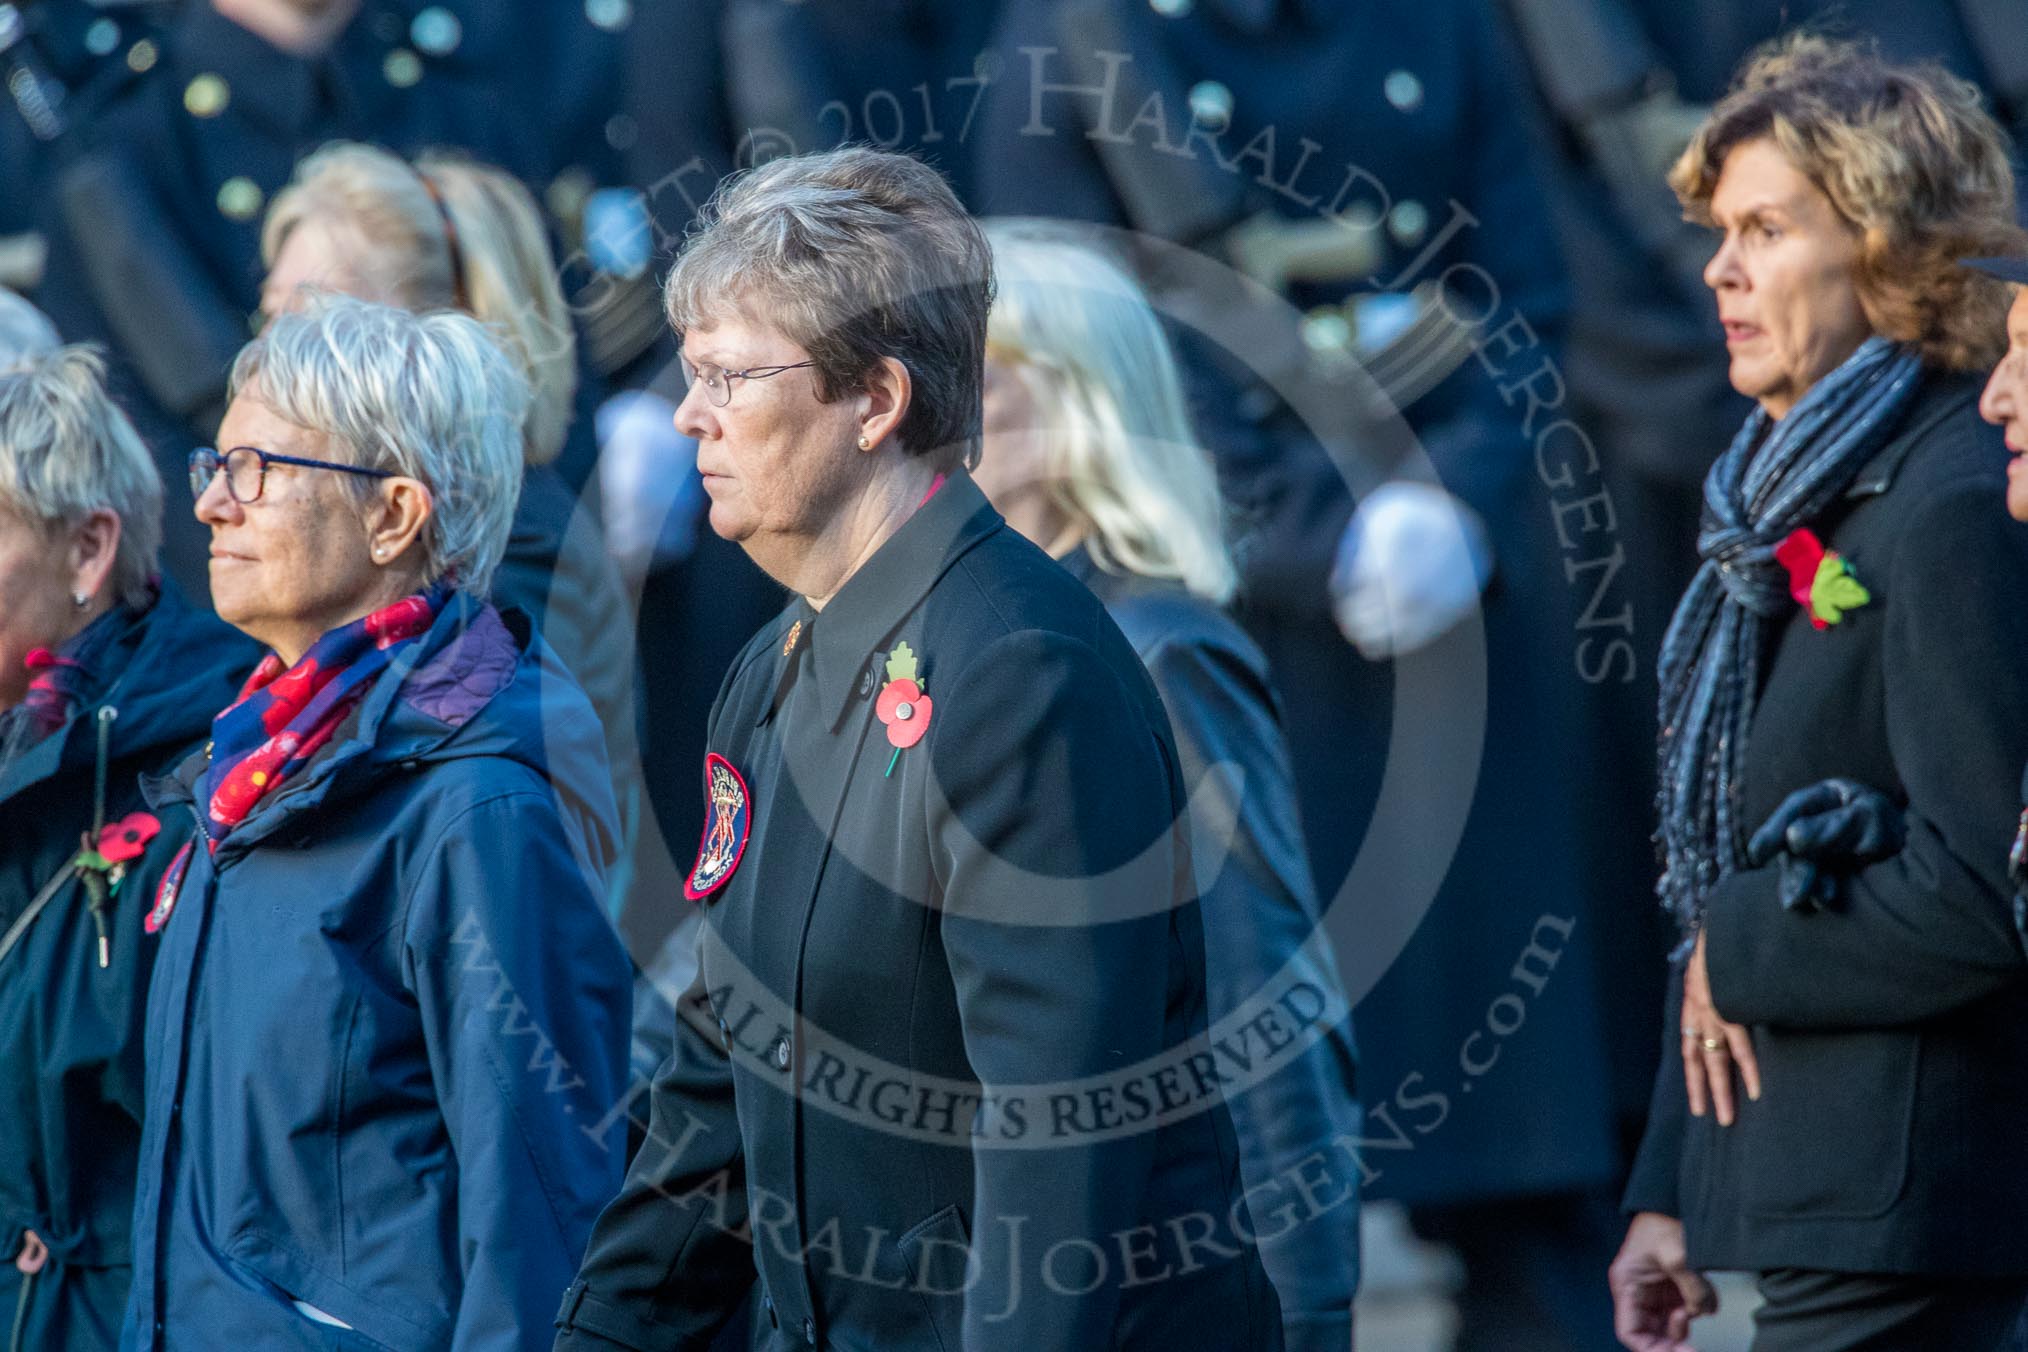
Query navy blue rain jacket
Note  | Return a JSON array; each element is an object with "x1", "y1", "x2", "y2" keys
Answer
[
  {"x1": 0, "y1": 585, "x2": 253, "y2": 1352},
  {"x1": 123, "y1": 599, "x2": 632, "y2": 1351}
]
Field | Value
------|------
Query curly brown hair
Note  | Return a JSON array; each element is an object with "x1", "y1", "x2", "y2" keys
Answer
[{"x1": 1671, "y1": 34, "x2": 2026, "y2": 373}]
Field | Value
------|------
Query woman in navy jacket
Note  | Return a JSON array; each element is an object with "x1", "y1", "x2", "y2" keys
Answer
[
  {"x1": 0, "y1": 346, "x2": 254, "y2": 1352},
  {"x1": 972, "y1": 225, "x2": 1364, "y2": 1352},
  {"x1": 123, "y1": 296, "x2": 630, "y2": 1351}
]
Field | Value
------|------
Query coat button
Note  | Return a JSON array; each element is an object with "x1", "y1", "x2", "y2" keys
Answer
[
  {"x1": 410, "y1": 6, "x2": 462, "y2": 56},
  {"x1": 1384, "y1": 69, "x2": 1425, "y2": 112},
  {"x1": 1388, "y1": 200, "x2": 1430, "y2": 248},
  {"x1": 802, "y1": 1315, "x2": 817, "y2": 1345},
  {"x1": 771, "y1": 1034, "x2": 792, "y2": 1071},
  {"x1": 216, "y1": 176, "x2": 264, "y2": 222},
  {"x1": 383, "y1": 48, "x2": 424, "y2": 88},
  {"x1": 857, "y1": 665, "x2": 876, "y2": 698},
  {"x1": 183, "y1": 73, "x2": 229, "y2": 118}
]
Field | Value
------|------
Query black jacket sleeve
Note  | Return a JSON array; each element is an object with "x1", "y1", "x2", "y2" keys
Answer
[
  {"x1": 553, "y1": 969, "x2": 753, "y2": 1351},
  {"x1": 1143, "y1": 632, "x2": 1361, "y2": 1346},
  {"x1": 1704, "y1": 476, "x2": 2028, "y2": 1028},
  {"x1": 1621, "y1": 963, "x2": 1688, "y2": 1218}
]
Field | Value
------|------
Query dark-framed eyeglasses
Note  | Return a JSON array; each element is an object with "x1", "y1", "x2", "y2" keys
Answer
[
  {"x1": 680, "y1": 357, "x2": 817, "y2": 408},
  {"x1": 188, "y1": 445, "x2": 396, "y2": 504}
]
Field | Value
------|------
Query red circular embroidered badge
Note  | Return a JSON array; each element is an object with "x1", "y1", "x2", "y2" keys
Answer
[{"x1": 684, "y1": 753, "x2": 751, "y2": 901}]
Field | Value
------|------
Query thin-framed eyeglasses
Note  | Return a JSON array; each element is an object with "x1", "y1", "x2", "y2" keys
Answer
[
  {"x1": 680, "y1": 356, "x2": 817, "y2": 408},
  {"x1": 188, "y1": 445, "x2": 396, "y2": 504}
]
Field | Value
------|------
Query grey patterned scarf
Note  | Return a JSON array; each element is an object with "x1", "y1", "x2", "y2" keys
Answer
[{"x1": 1656, "y1": 336, "x2": 1923, "y2": 931}]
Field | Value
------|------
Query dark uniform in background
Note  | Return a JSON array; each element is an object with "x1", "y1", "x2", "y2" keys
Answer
[
  {"x1": 973, "y1": 2, "x2": 1628, "y2": 1346},
  {"x1": 3, "y1": 0, "x2": 636, "y2": 595},
  {"x1": 557, "y1": 472, "x2": 1283, "y2": 1351}
]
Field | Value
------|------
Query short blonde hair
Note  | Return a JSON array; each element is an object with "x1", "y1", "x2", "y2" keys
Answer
[
  {"x1": 232, "y1": 296, "x2": 528, "y2": 596},
  {"x1": 263, "y1": 142, "x2": 577, "y2": 466},
  {"x1": 0, "y1": 345, "x2": 162, "y2": 607},
  {"x1": 1672, "y1": 34, "x2": 2025, "y2": 372},
  {"x1": 985, "y1": 223, "x2": 1235, "y2": 604}
]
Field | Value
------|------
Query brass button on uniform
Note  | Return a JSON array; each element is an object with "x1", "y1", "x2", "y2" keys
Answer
[
  {"x1": 1384, "y1": 69, "x2": 1425, "y2": 112},
  {"x1": 1188, "y1": 80, "x2": 1233, "y2": 131},
  {"x1": 585, "y1": 0, "x2": 633, "y2": 31},
  {"x1": 1388, "y1": 199, "x2": 1430, "y2": 247},
  {"x1": 382, "y1": 48, "x2": 424, "y2": 88},
  {"x1": 410, "y1": 7, "x2": 462, "y2": 56},
  {"x1": 183, "y1": 73, "x2": 229, "y2": 118},
  {"x1": 216, "y1": 177, "x2": 264, "y2": 222}
]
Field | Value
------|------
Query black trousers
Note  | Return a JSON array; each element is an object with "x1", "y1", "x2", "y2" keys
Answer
[{"x1": 1751, "y1": 1269, "x2": 2028, "y2": 1352}]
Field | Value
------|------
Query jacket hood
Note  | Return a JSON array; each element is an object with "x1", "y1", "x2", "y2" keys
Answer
[
  {"x1": 0, "y1": 581, "x2": 257, "y2": 804},
  {"x1": 154, "y1": 594, "x2": 620, "y2": 868}
]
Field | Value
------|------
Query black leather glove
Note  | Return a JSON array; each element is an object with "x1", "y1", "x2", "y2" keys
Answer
[{"x1": 1746, "y1": 778, "x2": 1906, "y2": 913}]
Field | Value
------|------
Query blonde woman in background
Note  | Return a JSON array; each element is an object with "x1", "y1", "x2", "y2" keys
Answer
[
  {"x1": 259, "y1": 142, "x2": 647, "y2": 920},
  {"x1": 975, "y1": 223, "x2": 1363, "y2": 1352}
]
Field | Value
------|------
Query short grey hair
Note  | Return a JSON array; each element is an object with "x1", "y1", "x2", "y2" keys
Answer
[
  {"x1": 0, "y1": 345, "x2": 163, "y2": 608},
  {"x1": 0, "y1": 289, "x2": 58, "y2": 371},
  {"x1": 665, "y1": 146, "x2": 994, "y2": 471},
  {"x1": 230, "y1": 294, "x2": 528, "y2": 595}
]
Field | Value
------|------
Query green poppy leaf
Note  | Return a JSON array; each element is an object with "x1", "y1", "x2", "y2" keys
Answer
[
  {"x1": 885, "y1": 641, "x2": 919, "y2": 684},
  {"x1": 1809, "y1": 555, "x2": 1871, "y2": 625}
]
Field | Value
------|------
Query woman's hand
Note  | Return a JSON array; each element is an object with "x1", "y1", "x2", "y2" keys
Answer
[
  {"x1": 1609, "y1": 1212, "x2": 1716, "y2": 1351},
  {"x1": 1746, "y1": 777, "x2": 1905, "y2": 911},
  {"x1": 1681, "y1": 929, "x2": 1759, "y2": 1126},
  {"x1": 14, "y1": 1229, "x2": 46, "y2": 1275}
]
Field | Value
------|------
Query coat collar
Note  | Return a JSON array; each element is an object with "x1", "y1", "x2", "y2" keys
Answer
[
  {"x1": 1844, "y1": 372, "x2": 1978, "y2": 500},
  {"x1": 779, "y1": 469, "x2": 1004, "y2": 733}
]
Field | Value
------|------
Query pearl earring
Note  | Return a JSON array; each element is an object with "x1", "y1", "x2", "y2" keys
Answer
[
  {"x1": 374, "y1": 545, "x2": 387, "y2": 559},
  {"x1": 857, "y1": 435, "x2": 871, "y2": 450},
  {"x1": 72, "y1": 591, "x2": 88, "y2": 609}
]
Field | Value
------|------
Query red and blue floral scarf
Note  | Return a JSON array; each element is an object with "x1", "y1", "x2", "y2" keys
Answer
[{"x1": 198, "y1": 584, "x2": 446, "y2": 849}]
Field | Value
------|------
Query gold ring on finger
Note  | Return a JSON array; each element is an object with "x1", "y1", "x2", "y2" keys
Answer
[{"x1": 1701, "y1": 1036, "x2": 1725, "y2": 1052}]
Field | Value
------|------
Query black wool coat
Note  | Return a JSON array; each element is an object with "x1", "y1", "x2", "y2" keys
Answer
[
  {"x1": 557, "y1": 472, "x2": 1282, "y2": 1352},
  {"x1": 1624, "y1": 373, "x2": 2028, "y2": 1276}
]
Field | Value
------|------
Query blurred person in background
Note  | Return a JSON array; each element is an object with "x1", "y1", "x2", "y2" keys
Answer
[
  {"x1": 1610, "y1": 38, "x2": 2028, "y2": 1352},
  {"x1": 6, "y1": 0, "x2": 636, "y2": 594},
  {"x1": 0, "y1": 343, "x2": 253, "y2": 1351},
  {"x1": 125, "y1": 296, "x2": 629, "y2": 1350},
  {"x1": 973, "y1": 3, "x2": 1629, "y2": 1346},
  {"x1": 975, "y1": 222, "x2": 1363, "y2": 1352},
  {"x1": 258, "y1": 139, "x2": 651, "y2": 924}
]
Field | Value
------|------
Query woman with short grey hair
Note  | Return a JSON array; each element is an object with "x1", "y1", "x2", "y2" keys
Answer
[
  {"x1": 0, "y1": 347, "x2": 254, "y2": 1352},
  {"x1": 122, "y1": 295, "x2": 632, "y2": 1351},
  {"x1": 561, "y1": 147, "x2": 1279, "y2": 1352}
]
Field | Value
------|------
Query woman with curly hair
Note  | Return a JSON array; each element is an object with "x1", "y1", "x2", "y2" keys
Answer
[{"x1": 1607, "y1": 35, "x2": 2028, "y2": 1352}]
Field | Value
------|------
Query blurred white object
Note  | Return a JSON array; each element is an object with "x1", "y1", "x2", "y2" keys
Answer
[
  {"x1": 596, "y1": 388, "x2": 704, "y2": 583},
  {"x1": 1330, "y1": 479, "x2": 1491, "y2": 660},
  {"x1": 0, "y1": 287, "x2": 57, "y2": 370}
]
